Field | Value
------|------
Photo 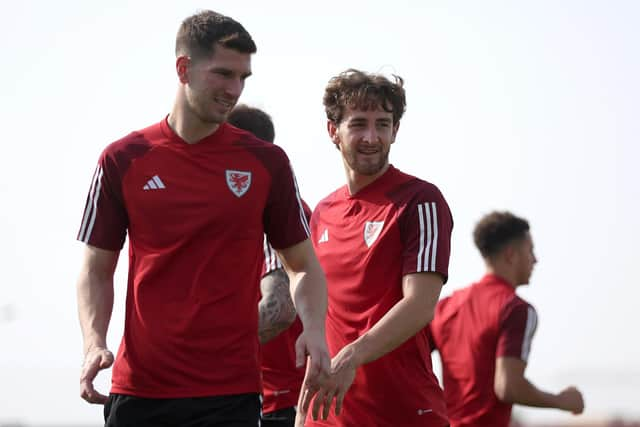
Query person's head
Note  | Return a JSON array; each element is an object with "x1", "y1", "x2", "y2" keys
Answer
[
  {"x1": 473, "y1": 211, "x2": 537, "y2": 286},
  {"x1": 227, "y1": 104, "x2": 275, "y2": 143},
  {"x1": 174, "y1": 10, "x2": 257, "y2": 125},
  {"x1": 323, "y1": 69, "x2": 406, "y2": 178}
]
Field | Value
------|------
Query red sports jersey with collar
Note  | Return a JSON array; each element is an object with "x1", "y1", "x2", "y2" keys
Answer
[
  {"x1": 428, "y1": 274, "x2": 538, "y2": 427},
  {"x1": 259, "y1": 200, "x2": 312, "y2": 414},
  {"x1": 76, "y1": 118, "x2": 310, "y2": 398},
  {"x1": 307, "y1": 165, "x2": 453, "y2": 427}
]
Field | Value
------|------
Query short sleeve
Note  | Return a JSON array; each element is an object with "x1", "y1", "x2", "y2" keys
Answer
[
  {"x1": 76, "y1": 151, "x2": 128, "y2": 250},
  {"x1": 399, "y1": 184, "x2": 454, "y2": 282},
  {"x1": 497, "y1": 301, "x2": 538, "y2": 362},
  {"x1": 262, "y1": 235, "x2": 283, "y2": 276},
  {"x1": 263, "y1": 154, "x2": 310, "y2": 250}
]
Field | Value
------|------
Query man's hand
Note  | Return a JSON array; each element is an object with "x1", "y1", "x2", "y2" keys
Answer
[
  {"x1": 315, "y1": 344, "x2": 357, "y2": 420},
  {"x1": 80, "y1": 346, "x2": 114, "y2": 404},
  {"x1": 558, "y1": 386, "x2": 585, "y2": 415},
  {"x1": 295, "y1": 329, "x2": 331, "y2": 420}
]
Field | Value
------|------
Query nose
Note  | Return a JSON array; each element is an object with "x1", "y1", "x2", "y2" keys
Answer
[
  {"x1": 362, "y1": 126, "x2": 378, "y2": 144},
  {"x1": 225, "y1": 77, "x2": 244, "y2": 99}
]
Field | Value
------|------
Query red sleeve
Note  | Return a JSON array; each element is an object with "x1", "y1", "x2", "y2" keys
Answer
[
  {"x1": 497, "y1": 300, "x2": 538, "y2": 362},
  {"x1": 263, "y1": 154, "x2": 310, "y2": 250},
  {"x1": 76, "y1": 150, "x2": 128, "y2": 250},
  {"x1": 399, "y1": 183, "x2": 453, "y2": 282},
  {"x1": 263, "y1": 198, "x2": 312, "y2": 276}
]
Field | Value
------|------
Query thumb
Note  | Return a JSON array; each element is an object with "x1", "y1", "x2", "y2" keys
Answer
[
  {"x1": 295, "y1": 336, "x2": 307, "y2": 368},
  {"x1": 99, "y1": 351, "x2": 114, "y2": 369}
]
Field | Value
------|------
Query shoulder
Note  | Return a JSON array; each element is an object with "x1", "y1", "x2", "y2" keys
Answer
[
  {"x1": 502, "y1": 294, "x2": 537, "y2": 323},
  {"x1": 102, "y1": 122, "x2": 161, "y2": 161},
  {"x1": 386, "y1": 168, "x2": 448, "y2": 206},
  {"x1": 313, "y1": 188, "x2": 345, "y2": 215}
]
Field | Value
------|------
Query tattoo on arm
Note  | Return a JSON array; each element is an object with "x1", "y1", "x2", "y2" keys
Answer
[{"x1": 258, "y1": 268, "x2": 297, "y2": 343}]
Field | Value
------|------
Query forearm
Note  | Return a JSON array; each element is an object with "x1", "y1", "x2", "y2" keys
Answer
[
  {"x1": 77, "y1": 270, "x2": 114, "y2": 354},
  {"x1": 290, "y1": 262, "x2": 327, "y2": 333},
  {"x1": 259, "y1": 269, "x2": 296, "y2": 343},
  {"x1": 499, "y1": 376, "x2": 566, "y2": 409},
  {"x1": 349, "y1": 296, "x2": 433, "y2": 366}
]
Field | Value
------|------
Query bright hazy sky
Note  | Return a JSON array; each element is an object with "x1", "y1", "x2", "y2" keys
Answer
[{"x1": 1, "y1": 1, "x2": 638, "y2": 425}]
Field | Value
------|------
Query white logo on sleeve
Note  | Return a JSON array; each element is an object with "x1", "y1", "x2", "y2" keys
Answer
[
  {"x1": 143, "y1": 175, "x2": 166, "y2": 190},
  {"x1": 364, "y1": 221, "x2": 384, "y2": 247},
  {"x1": 417, "y1": 409, "x2": 433, "y2": 415},
  {"x1": 318, "y1": 228, "x2": 329, "y2": 244},
  {"x1": 226, "y1": 170, "x2": 252, "y2": 197}
]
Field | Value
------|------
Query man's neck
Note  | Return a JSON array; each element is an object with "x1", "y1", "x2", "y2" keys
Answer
[
  {"x1": 485, "y1": 265, "x2": 518, "y2": 288},
  {"x1": 168, "y1": 97, "x2": 221, "y2": 144},
  {"x1": 344, "y1": 163, "x2": 390, "y2": 195}
]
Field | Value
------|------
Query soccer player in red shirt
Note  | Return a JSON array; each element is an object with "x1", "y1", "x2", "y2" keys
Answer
[
  {"x1": 75, "y1": 11, "x2": 331, "y2": 427},
  {"x1": 228, "y1": 104, "x2": 307, "y2": 427},
  {"x1": 299, "y1": 69, "x2": 454, "y2": 426},
  {"x1": 428, "y1": 211, "x2": 584, "y2": 427}
]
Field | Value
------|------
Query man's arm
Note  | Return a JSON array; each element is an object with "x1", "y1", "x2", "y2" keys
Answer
[
  {"x1": 259, "y1": 268, "x2": 297, "y2": 343},
  {"x1": 309, "y1": 272, "x2": 444, "y2": 420},
  {"x1": 77, "y1": 244, "x2": 119, "y2": 404},
  {"x1": 276, "y1": 239, "x2": 332, "y2": 419},
  {"x1": 494, "y1": 357, "x2": 584, "y2": 414}
]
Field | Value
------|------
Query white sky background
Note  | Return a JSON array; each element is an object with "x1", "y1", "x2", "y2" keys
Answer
[{"x1": 1, "y1": 0, "x2": 638, "y2": 425}]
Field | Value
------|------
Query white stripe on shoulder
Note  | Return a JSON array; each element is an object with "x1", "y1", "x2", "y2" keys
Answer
[
  {"x1": 429, "y1": 202, "x2": 439, "y2": 271},
  {"x1": 423, "y1": 203, "x2": 433, "y2": 272},
  {"x1": 80, "y1": 165, "x2": 104, "y2": 243},
  {"x1": 416, "y1": 203, "x2": 426, "y2": 272},
  {"x1": 521, "y1": 306, "x2": 538, "y2": 361},
  {"x1": 78, "y1": 164, "x2": 101, "y2": 241},
  {"x1": 289, "y1": 163, "x2": 310, "y2": 236}
]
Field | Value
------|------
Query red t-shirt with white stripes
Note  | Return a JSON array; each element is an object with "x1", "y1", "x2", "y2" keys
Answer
[
  {"x1": 307, "y1": 165, "x2": 453, "y2": 427},
  {"x1": 428, "y1": 274, "x2": 538, "y2": 427},
  {"x1": 77, "y1": 118, "x2": 310, "y2": 398},
  {"x1": 260, "y1": 200, "x2": 311, "y2": 414}
]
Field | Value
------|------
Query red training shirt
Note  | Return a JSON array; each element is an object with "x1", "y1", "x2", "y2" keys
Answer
[
  {"x1": 307, "y1": 165, "x2": 453, "y2": 427},
  {"x1": 428, "y1": 274, "x2": 538, "y2": 427},
  {"x1": 77, "y1": 118, "x2": 310, "y2": 398}
]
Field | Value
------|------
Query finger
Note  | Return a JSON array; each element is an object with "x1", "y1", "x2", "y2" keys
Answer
[
  {"x1": 300, "y1": 385, "x2": 316, "y2": 413},
  {"x1": 311, "y1": 390, "x2": 326, "y2": 421},
  {"x1": 335, "y1": 388, "x2": 346, "y2": 416},
  {"x1": 322, "y1": 390, "x2": 336, "y2": 420}
]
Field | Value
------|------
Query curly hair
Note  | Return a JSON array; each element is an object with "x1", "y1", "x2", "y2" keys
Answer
[
  {"x1": 323, "y1": 69, "x2": 406, "y2": 125},
  {"x1": 175, "y1": 10, "x2": 257, "y2": 61},
  {"x1": 473, "y1": 211, "x2": 530, "y2": 258}
]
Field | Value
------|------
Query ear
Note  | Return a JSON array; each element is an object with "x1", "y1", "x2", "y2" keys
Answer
[
  {"x1": 391, "y1": 121, "x2": 400, "y2": 144},
  {"x1": 176, "y1": 56, "x2": 191, "y2": 84},
  {"x1": 503, "y1": 243, "x2": 517, "y2": 265},
  {"x1": 327, "y1": 120, "x2": 340, "y2": 147}
]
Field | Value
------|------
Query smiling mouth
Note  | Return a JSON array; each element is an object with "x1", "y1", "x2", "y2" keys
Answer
[{"x1": 215, "y1": 97, "x2": 235, "y2": 109}]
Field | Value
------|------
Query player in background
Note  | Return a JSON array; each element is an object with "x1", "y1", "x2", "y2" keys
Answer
[
  {"x1": 75, "y1": 11, "x2": 331, "y2": 426},
  {"x1": 299, "y1": 69, "x2": 453, "y2": 426},
  {"x1": 428, "y1": 211, "x2": 584, "y2": 427},
  {"x1": 228, "y1": 104, "x2": 308, "y2": 427}
]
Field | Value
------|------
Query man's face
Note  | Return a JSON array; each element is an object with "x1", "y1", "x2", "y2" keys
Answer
[
  {"x1": 514, "y1": 232, "x2": 537, "y2": 285},
  {"x1": 182, "y1": 45, "x2": 252, "y2": 125},
  {"x1": 328, "y1": 106, "x2": 398, "y2": 177}
]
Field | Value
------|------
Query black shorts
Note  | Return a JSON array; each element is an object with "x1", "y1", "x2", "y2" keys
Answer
[
  {"x1": 261, "y1": 406, "x2": 296, "y2": 427},
  {"x1": 104, "y1": 393, "x2": 260, "y2": 427}
]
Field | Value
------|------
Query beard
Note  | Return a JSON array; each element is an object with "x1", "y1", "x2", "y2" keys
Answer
[{"x1": 342, "y1": 144, "x2": 390, "y2": 176}]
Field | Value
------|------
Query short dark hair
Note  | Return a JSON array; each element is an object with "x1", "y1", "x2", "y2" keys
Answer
[
  {"x1": 175, "y1": 10, "x2": 257, "y2": 61},
  {"x1": 323, "y1": 68, "x2": 406, "y2": 125},
  {"x1": 227, "y1": 104, "x2": 275, "y2": 143},
  {"x1": 473, "y1": 211, "x2": 530, "y2": 258}
]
